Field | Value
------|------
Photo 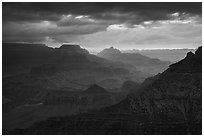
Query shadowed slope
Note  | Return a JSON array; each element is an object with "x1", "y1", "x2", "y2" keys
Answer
[{"x1": 8, "y1": 47, "x2": 202, "y2": 135}]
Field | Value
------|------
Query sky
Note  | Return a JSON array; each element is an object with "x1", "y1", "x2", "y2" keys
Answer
[{"x1": 2, "y1": 2, "x2": 202, "y2": 52}]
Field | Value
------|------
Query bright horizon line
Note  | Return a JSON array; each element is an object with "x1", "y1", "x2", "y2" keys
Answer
[
  {"x1": 86, "y1": 47, "x2": 197, "y2": 53},
  {"x1": 3, "y1": 42, "x2": 197, "y2": 52}
]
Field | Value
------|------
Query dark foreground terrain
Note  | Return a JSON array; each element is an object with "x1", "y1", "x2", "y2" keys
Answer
[
  {"x1": 2, "y1": 43, "x2": 167, "y2": 130},
  {"x1": 5, "y1": 46, "x2": 202, "y2": 135}
]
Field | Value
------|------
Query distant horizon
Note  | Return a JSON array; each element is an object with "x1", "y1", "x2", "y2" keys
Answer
[{"x1": 2, "y1": 42, "x2": 198, "y2": 52}]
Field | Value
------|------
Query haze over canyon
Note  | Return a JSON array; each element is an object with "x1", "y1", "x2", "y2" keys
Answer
[{"x1": 2, "y1": 2, "x2": 202, "y2": 135}]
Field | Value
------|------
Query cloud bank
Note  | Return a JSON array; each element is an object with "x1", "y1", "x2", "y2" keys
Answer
[{"x1": 2, "y1": 2, "x2": 202, "y2": 50}]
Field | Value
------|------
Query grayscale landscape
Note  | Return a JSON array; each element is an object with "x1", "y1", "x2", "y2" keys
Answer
[{"x1": 2, "y1": 2, "x2": 202, "y2": 135}]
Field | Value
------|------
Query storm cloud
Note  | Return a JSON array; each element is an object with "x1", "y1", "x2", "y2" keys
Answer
[
  {"x1": 3, "y1": 3, "x2": 201, "y2": 22},
  {"x1": 2, "y1": 2, "x2": 202, "y2": 50}
]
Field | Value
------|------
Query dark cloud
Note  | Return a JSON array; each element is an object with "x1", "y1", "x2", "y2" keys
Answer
[
  {"x1": 2, "y1": 2, "x2": 202, "y2": 49},
  {"x1": 3, "y1": 2, "x2": 202, "y2": 23}
]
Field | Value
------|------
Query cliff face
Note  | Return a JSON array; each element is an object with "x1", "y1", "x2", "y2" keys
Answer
[
  {"x1": 167, "y1": 46, "x2": 201, "y2": 73},
  {"x1": 127, "y1": 47, "x2": 201, "y2": 112},
  {"x1": 120, "y1": 46, "x2": 202, "y2": 133}
]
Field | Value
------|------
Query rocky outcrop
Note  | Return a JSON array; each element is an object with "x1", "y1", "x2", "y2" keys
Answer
[
  {"x1": 97, "y1": 47, "x2": 121, "y2": 57},
  {"x1": 57, "y1": 44, "x2": 89, "y2": 55},
  {"x1": 167, "y1": 46, "x2": 202, "y2": 73}
]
